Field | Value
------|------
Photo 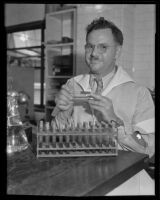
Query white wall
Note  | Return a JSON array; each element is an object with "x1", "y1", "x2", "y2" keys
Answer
[
  {"x1": 5, "y1": 4, "x2": 45, "y2": 26},
  {"x1": 120, "y1": 5, "x2": 135, "y2": 76},
  {"x1": 133, "y1": 4, "x2": 155, "y2": 89}
]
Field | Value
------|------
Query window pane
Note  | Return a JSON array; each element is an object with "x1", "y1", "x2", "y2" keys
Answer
[
  {"x1": 7, "y1": 33, "x2": 15, "y2": 49},
  {"x1": 34, "y1": 83, "x2": 41, "y2": 105},
  {"x1": 34, "y1": 68, "x2": 45, "y2": 106},
  {"x1": 44, "y1": 82, "x2": 46, "y2": 105},
  {"x1": 16, "y1": 49, "x2": 39, "y2": 56},
  {"x1": 34, "y1": 67, "x2": 41, "y2": 105},
  {"x1": 7, "y1": 29, "x2": 41, "y2": 48},
  {"x1": 34, "y1": 84, "x2": 46, "y2": 105},
  {"x1": 7, "y1": 48, "x2": 41, "y2": 68},
  {"x1": 7, "y1": 26, "x2": 44, "y2": 108},
  {"x1": 7, "y1": 50, "x2": 24, "y2": 58}
]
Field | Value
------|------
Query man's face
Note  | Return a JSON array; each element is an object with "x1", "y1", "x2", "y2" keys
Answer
[{"x1": 85, "y1": 28, "x2": 121, "y2": 76}]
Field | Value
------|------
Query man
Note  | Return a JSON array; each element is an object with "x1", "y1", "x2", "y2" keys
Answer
[{"x1": 51, "y1": 17, "x2": 154, "y2": 158}]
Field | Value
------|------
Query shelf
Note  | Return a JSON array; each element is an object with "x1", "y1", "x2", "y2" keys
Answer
[
  {"x1": 45, "y1": 42, "x2": 74, "y2": 47},
  {"x1": 46, "y1": 106, "x2": 54, "y2": 109},
  {"x1": 45, "y1": 8, "x2": 76, "y2": 121},
  {"x1": 46, "y1": 8, "x2": 76, "y2": 16},
  {"x1": 48, "y1": 75, "x2": 72, "y2": 79}
]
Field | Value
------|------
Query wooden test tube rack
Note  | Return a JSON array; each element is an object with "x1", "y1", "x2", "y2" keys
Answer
[{"x1": 36, "y1": 121, "x2": 118, "y2": 157}]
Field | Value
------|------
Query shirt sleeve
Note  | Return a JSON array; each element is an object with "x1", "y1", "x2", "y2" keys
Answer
[
  {"x1": 132, "y1": 86, "x2": 155, "y2": 133},
  {"x1": 133, "y1": 87, "x2": 155, "y2": 157},
  {"x1": 118, "y1": 87, "x2": 155, "y2": 157},
  {"x1": 51, "y1": 78, "x2": 75, "y2": 129}
]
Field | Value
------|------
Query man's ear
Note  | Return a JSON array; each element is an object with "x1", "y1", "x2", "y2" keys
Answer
[{"x1": 115, "y1": 45, "x2": 122, "y2": 60}]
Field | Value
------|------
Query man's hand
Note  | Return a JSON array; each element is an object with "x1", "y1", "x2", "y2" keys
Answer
[
  {"x1": 88, "y1": 94, "x2": 121, "y2": 124},
  {"x1": 55, "y1": 85, "x2": 73, "y2": 111}
]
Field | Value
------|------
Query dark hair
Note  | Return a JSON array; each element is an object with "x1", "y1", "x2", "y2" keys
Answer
[{"x1": 86, "y1": 17, "x2": 123, "y2": 46}]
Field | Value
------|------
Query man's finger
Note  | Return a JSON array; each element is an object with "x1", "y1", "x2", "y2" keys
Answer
[
  {"x1": 90, "y1": 94, "x2": 111, "y2": 104},
  {"x1": 88, "y1": 99, "x2": 106, "y2": 108}
]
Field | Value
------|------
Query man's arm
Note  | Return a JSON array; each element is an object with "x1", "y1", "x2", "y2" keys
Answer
[
  {"x1": 51, "y1": 79, "x2": 75, "y2": 129},
  {"x1": 118, "y1": 87, "x2": 155, "y2": 157}
]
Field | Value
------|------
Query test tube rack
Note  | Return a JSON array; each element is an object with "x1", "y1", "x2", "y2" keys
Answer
[{"x1": 36, "y1": 121, "x2": 118, "y2": 157}]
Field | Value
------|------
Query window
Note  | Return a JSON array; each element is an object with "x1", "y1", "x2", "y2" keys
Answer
[{"x1": 6, "y1": 21, "x2": 45, "y2": 111}]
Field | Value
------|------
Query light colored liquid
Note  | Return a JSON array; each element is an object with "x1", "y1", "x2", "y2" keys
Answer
[{"x1": 7, "y1": 125, "x2": 29, "y2": 154}]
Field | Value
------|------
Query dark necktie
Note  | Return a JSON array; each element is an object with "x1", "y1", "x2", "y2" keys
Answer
[{"x1": 95, "y1": 77, "x2": 103, "y2": 94}]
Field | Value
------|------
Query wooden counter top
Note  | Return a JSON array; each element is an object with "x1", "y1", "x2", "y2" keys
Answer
[{"x1": 7, "y1": 133, "x2": 149, "y2": 196}]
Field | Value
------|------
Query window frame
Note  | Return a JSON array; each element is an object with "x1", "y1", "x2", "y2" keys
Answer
[{"x1": 6, "y1": 20, "x2": 45, "y2": 112}]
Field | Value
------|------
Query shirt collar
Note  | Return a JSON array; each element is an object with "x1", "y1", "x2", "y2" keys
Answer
[
  {"x1": 73, "y1": 74, "x2": 91, "y2": 92},
  {"x1": 89, "y1": 67, "x2": 116, "y2": 91},
  {"x1": 102, "y1": 66, "x2": 135, "y2": 95},
  {"x1": 73, "y1": 66, "x2": 134, "y2": 94}
]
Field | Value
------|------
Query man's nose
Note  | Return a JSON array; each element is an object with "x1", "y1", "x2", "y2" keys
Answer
[{"x1": 91, "y1": 45, "x2": 99, "y2": 56}]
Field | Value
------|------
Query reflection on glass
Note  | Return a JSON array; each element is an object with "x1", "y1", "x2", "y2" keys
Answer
[
  {"x1": 7, "y1": 28, "x2": 45, "y2": 107},
  {"x1": 7, "y1": 29, "x2": 41, "y2": 48}
]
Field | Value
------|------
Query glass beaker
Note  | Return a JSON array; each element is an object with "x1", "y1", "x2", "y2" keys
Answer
[{"x1": 7, "y1": 125, "x2": 29, "y2": 154}]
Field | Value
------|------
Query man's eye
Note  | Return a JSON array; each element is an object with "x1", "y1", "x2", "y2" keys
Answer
[
  {"x1": 88, "y1": 44, "x2": 93, "y2": 49},
  {"x1": 100, "y1": 45, "x2": 107, "y2": 50}
]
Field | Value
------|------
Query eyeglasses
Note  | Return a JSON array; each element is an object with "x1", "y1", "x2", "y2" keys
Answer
[{"x1": 85, "y1": 43, "x2": 115, "y2": 54}]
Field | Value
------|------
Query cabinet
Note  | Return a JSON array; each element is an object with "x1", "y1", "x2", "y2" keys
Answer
[{"x1": 45, "y1": 8, "x2": 77, "y2": 121}]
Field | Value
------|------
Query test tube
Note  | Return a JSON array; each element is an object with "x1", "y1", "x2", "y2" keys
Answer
[
  {"x1": 70, "y1": 133, "x2": 76, "y2": 149},
  {"x1": 88, "y1": 121, "x2": 96, "y2": 148},
  {"x1": 109, "y1": 136, "x2": 114, "y2": 147},
  {"x1": 39, "y1": 120, "x2": 45, "y2": 149},
  {"x1": 75, "y1": 124, "x2": 82, "y2": 147},
  {"x1": 45, "y1": 122, "x2": 50, "y2": 148},
  {"x1": 78, "y1": 123, "x2": 84, "y2": 148},
  {"x1": 71, "y1": 122, "x2": 80, "y2": 148},
  {"x1": 101, "y1": 123, "x2": 109, "y2": 147},
  {"x1": 51, "y1": 120, "x2": 56, "y2": 148},
  {"x1": 55, "y1": 128, "x2": 60, "y2": 149},
  {"x1": 38, "y1": 120, "x2": 43, "y2": 148},
  {"x1": 51, "y1": 120, "x2": 56, "y2": 133},
  {"x1": 64, "y1": 124, "x2": 70, "y2": 148},
  {"x1": 83, "y1": 122, "x2": 89, "y2": 148},
  {"x1": 94, "y1": 122, "x2": 101, "y2": 149},
  {"x1": 61, "y1": 125, "x2": 64, "y2": 145},
  {"x1": 89, "y1": 121, "x2": 94, "y2": 131},
  {"x1": 59, "y1": 127, "x2": 64, "y2": 148}
]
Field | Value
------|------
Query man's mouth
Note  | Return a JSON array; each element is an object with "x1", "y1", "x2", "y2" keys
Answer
[
  {"x1": 90, "y1": 59, "x2": 100, "y2": 64},
  {"x1": 90, "y1": 57, "x2": 99, "y2": 61}
]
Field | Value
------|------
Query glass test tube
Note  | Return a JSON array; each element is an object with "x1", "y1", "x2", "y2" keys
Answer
[
  {"x1": 39, "y1": 120, "x2": 44, "y2": 148},
  {"x1": 89, "y1": 121, "x2": 96, "y2": 147},
  {"x1": 45, "y1": 122, "x2": 50, "y2": 148},
  {"x1": 83, "y1": 122, "x2": 89, "y2": 147}
]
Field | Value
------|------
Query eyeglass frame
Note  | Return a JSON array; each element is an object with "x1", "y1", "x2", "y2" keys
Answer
[{"x1": 84, "y1": 43, "x2": 116, "y2": 54}]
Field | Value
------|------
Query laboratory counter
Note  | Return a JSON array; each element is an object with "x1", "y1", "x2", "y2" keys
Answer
[{"x1": 7, "y1": 129, "x2": 149, "y2": 196}]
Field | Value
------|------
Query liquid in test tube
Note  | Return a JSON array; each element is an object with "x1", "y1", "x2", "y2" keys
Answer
[
  {"x1": 39, "y1": 120, "x2": 44, "y2": 148},
  {"x1": 45, "y1": 122, "x2": 50, "y2": 148}
]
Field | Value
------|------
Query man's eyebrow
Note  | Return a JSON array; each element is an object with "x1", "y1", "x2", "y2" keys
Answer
[
  {"x1": 98, "y1": 43, "x2": 111, "y2": 45},
  {"x1": 86, "y1": 43, "x2": 110, "y2": 45}
]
